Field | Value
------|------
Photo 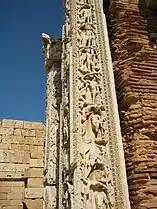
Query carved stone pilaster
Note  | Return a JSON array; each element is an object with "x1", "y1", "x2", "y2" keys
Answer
[
  {"x1": 42, "y1": 33, "x2": 62, "y2": 209},
  {"x1": 58, "y1": 0, "x2": 131, "y2": 208}
]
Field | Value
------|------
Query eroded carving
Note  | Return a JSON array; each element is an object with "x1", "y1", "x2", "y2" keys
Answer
[
  {"x1": 42, "y1": 33, "x2": 62, "y2": 209},
  {"x1": 42, "y1": 33, "x2": 62, "y2": 70}
]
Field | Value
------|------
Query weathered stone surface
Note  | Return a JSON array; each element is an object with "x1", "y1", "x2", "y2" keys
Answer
[
  {"x1": 107, "y1": 0, "x2": 157, "y2": 208},
  {"x1": 2, "y1": 120, "x2": 24, "y2": 128},
  {"x1": 0, "y1": 120, "x2": 44, "y2": 209},
  {"x1": 24, "y1": 188, "x2": 43, "y2": 199},
  {"x1": 27, "y1": 178, "x2": 43, "y2": 188},
  {"x1": 30, "y1": 159, "x2": 43, "y2": 168},
  {"x1": 24, "y1": 168, "x2": 43, "y2": 178},
  {"x1": 23, "y1": 199, "x2": 43, "y2": 209}
]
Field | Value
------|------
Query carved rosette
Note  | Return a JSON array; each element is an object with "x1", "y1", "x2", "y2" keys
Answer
[
  {"x1": 60, "y1": 0, "x2": 131, "y2": 209},
  {"x1": 42, "y1": 33, "x2": 62, "y2": 208}
]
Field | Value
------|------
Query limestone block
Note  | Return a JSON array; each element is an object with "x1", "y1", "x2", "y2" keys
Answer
[
  {"x1": 0, "y1": 163, "x2": 15, "y2": 172},
  {"x1": 13, "y1": 129, "x2": 23, "y2": 136},
  {"x1": 35, "y1": 129, "x2": 45, "y2": 137},
  {"x1": 11, "y1": 144, "x2": 30, "y2": 151},
  {"x1": 0, "y1": 150, "x2": 30, "y2": 163},
  {"x1": 24, "y1": 188, "x2": 43, "y2": 199},
  {"x1": 0, "y1": 187, "x2": 11, "y2": 193},
  {"x1": 23, "y1": 199, "x2": 43, "y2": 209},
  {"x1": 15, "y1": 164, "x2": 29, "y2": 172},
  {"x1": 10, "y1": 200, "x2": 23, "y2": 206},
  {"x1": 0, "y1": 163, "x2": 28, "y2": 173},
  {"x1": 24, "y1": 137, "x2": 43, "y2": 146},
  {"x1": 0, "y1": 199, "x2": 10, "y2": 206},
  {"x1": 0, "y1": 193, "x2": 8, "y2": 200},
  {"x1": 2, "y1": 136, "x2": 24, "y2": 144},
  {"x1": 30, "y1": 159, "x2": 43, "y2": 168},
  {"x1": 0, "y1": 143, "x2": 11, "y2": 150},
  {"x1": 30, "y1": 146, "x2": 43, "y2": 159},
  {"x1": 3, "y1": 207, "x2": 18, "y2": 209},
  {"x1": 2, "y1": 120, "x2": 24, "y2": 128},
  {"x1": 8, "y1": 187, "x2": 24, "y2": 199},
  {"x1": 24, "y1": 121, "x2": 44, "y2": 130},
  {"x1": 0, "y1": 171, "x2": 25, "y2": 179},
  {"x1": 21, "y1": 129, "x2": 36, "y2": 137},
  {"x1": 24, "y1": 168, "x2": 43, "y2": 178},
  {"x1": 0, "y1": 127, "x2": 13, "y2": 136},
  {"x1": 27, "y1": 178, "x2": 43, "y2": 188}
]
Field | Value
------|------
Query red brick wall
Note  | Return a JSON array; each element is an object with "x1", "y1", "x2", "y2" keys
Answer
[{"x1": 107, "y1": 1, "x2": 157, "y2": 208}]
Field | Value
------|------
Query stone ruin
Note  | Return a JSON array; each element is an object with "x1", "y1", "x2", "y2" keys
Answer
[{"x1": 0, "y1": 0, "x2": 157, "y2": 209}]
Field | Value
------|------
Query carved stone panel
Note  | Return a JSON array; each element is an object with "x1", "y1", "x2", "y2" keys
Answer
[
  {"x1": 59, "y1": 0, "x2": 131, "y2": 208},
  {"x1": 42, "y1": 33, "x2": 62, "y2": 209}
]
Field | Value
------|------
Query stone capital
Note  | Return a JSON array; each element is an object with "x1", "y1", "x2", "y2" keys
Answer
[{"x1": 41, "y1": 33, "x2": 62, "y2": 71}]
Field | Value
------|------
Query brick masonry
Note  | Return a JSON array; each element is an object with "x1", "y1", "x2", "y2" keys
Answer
[
  {"x1": 0, "y1": 119, "x2": 44, "y2": 209},
  {"x1": 107, "y1": 0, "x2": 157, "y2": 208}
]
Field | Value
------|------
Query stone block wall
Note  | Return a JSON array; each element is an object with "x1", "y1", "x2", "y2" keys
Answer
[{"x1": 0, "y1": 119, "x2": 44, "y2": 209}]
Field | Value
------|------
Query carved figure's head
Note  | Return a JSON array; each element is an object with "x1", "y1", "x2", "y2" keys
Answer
[{"x1": 41, "y1": 33, "x2": 62, "y2": 70}]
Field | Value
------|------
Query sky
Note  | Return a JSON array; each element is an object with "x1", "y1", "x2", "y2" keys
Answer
[{"x1": 0, "y1": 0, "x2": 64, "y2": 123}]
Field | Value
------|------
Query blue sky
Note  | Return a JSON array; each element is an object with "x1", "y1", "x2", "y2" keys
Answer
[{"x1": 0, "y1": 0, "x2": 64, "y2": 122}]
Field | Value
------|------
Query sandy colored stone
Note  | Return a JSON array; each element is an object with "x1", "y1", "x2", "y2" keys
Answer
[
  {"x1": 13, "y1": 129, "x2": 23, "y2": 136},
  {"x1": 2, "y1": 136, "x2": 24, "y2": 144},
  {"x1": 21, "y1": 129, "x2": 36, "y2": 137},
  {"x1": 0, "y1": 143, "x2": 11, "y2": 150},
  {"x1": 0, "y1": 187, "x2": 11, "y2": 193},
  {"x1": 30, "y1": 159, "x2": 43, "y2": 168},
  {"x1": 0, "y1": 181, "x2": 24, "y2": 187},
  {"x1": 0, "y1": 193, "x2": 8, "y2": 200},
  {"x1": 11, "y1": 144, "x2": 30, "y2": 151},
  {"x1": 8, "y1": 187, "x2": 24, "y2": 199},
  {"x1": 10, "y1": 200, "x2": 22, "y2": 206},
  {"x1": 30, "y1": 146, "x2": 43, "y2": 159},
  {"x1": 24, "y1": 137, "x2": 43, "y2": 145},
  {"x1": 24, "y1": 168, "x2": 43, "y2": 178},
  {"x1": 35, "y1": 129, "x2": 45, "y2": 137},
  {"x1": 0, "y1": 171, "x2": 25, "y2": 179},
  {"x1": 24, "y1": 188, "x2": 43, "y2": 199},
  {"x1": 2, "y1": 120, "x2": 24, "y2": 128},
  {"x1": 27, "y1": 178, "x2": 43, "y2": 188},
  {"x1": 3, "y1": 207, "x2": 18, "y2": 209},
  {"x1": 0, "y1": 127, "x2": 13, "y2": 136},
  {"x1": 0, "y1": 199, "x2": 11, "y2": 205},
  {"x1": 0, "y1": 150, "x2": 30, "y2": 163},
  {"x1": 23, "y1": 199, "x2": 43, "y2": 209},
  {"x1": 24, "y1": 121, "x2": 44, "y2": 130}
]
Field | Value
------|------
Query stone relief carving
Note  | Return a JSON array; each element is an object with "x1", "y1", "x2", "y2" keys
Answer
[
  {"x1": 42, "y1": 0, "x2": 130, "y2": 208},
  {"x1": 42, "y1": 33, "x2": 62, "y2": 208},
  {"x1": 42, "y1": 33, "x2": 62, "y2": 70},
  {"x1": 64, "y1": 1, "x2": 115, "y2": 208}
]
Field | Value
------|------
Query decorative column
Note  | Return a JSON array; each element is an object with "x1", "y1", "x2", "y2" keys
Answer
[
  {"x1": 59, "y1": 0, "x2": 131, "y2": 209},
  {"x1": 42, "y1": 33, "x2": 62, "y2": 209}
]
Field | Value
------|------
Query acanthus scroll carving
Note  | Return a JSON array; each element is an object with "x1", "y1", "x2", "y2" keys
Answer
[{"x1": 76, "y1": 1, "x2": 114, "y2": 208}]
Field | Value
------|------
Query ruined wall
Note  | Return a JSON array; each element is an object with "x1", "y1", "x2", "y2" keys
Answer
[
  {"x1": 107, "y1": 0, "x2": 157, "y2": 208},
  {"x1": 0, "y1": 119, "x2": 44, "y2": 209}
]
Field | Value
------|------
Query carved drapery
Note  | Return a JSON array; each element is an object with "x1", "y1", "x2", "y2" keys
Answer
[
  {"x1": 42, "y1": 34, "x2": 62, "y2": 209},
  {"x1": 59, "y1": 0, "x2": 131, "y2": 209}
]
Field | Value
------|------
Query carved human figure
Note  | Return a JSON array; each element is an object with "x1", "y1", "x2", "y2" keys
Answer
[
  {"x1": 79, "y1": 6, "x2": 93, "y2": 25},
  {"x1": 82, "y1": 168, "x2": 113, "y2": 209}
]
